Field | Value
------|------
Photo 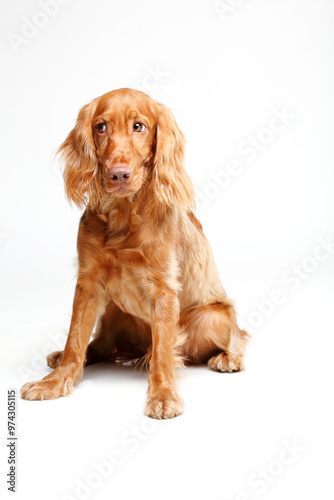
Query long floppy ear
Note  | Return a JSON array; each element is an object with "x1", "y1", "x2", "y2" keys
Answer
[
  {"x1": 57, "y1": 99, "x2": 102, "y2": 209},
  {"x1": 152, "y1": 104, "x2": 195, "y2": 210}
]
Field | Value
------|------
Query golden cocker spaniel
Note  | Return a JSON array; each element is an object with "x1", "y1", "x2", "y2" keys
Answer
[{"x1": 21, "y1": 88, "x2": 248, "y2": 419}]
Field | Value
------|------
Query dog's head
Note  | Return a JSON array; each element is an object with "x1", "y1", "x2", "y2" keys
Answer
[{"x1": 58, "y1": 88, "x2": 194, "y2": 210}]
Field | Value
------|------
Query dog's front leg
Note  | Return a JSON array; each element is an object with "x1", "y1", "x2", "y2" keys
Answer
[
  {"x1": 21, "y1": 281, "x2": 101, "y2": 401},
  {"x1": 144, "y1": 290, "x2": 184, "y2": 419}
]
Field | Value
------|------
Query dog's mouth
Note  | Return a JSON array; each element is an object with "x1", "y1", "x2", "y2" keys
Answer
[
  {"x1": 102, "y1": 166, "x2": 147, "y2": 198},
  {"x1": 112, "y1": 185, "x2": 133, "y2": 196},
  {"x1": 104, "y1": 182, "x2": 137, "y2": 198}
]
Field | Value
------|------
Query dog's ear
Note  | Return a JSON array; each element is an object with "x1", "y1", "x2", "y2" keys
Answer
[
  {"x1": 57, "y1": 99, "x2": 102, "y2": 209},
  {"x1": 152, "y1": 104, "x2": 195, "y2": 210}
]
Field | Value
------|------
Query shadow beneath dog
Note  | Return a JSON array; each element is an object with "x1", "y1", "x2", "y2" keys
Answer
[{"x1": 82, "y1": 360, "x2": 148, "y2": 384}]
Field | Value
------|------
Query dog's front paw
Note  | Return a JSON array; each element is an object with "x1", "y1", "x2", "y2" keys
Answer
[
  {"x1": 144, "y1": 390, "x2": 184, "y2": 419},
  {"x1": 20, "y1": 373, "x2": 73, "y2": 401}
]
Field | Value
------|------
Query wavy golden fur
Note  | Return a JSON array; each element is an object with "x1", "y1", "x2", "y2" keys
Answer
[{"x1": 21, "y1": 88, "x2": 248, "y2": 419}]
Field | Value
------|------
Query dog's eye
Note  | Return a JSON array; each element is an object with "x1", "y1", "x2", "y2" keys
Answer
[
  {"x1": 96, "y1": 123, "x2": 106, "y2": 133},
  {"x1": 133, "y1": 122, "x2": 146, "y2": 132}
]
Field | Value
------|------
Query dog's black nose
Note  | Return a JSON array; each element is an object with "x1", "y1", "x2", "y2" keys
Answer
[{"x1": 108, "y1": 165, "x2": 131, "y2": 183}]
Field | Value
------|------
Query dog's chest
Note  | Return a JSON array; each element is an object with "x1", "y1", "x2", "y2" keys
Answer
[
  {"x1": 102, "y1": 237, "x2": 152, "y2": 322},
  {"x1": 85, "y1": 206, "x2": 163, "y2": 323}
]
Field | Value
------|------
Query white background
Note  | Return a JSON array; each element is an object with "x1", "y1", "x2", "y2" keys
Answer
[{"x1": 1, "y1": 1, "x2": 334, "y2": 499}]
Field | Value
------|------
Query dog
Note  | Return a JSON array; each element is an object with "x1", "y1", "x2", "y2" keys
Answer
[{"x1": 20, "y1": 88, "x2": 248, "y2": 419}]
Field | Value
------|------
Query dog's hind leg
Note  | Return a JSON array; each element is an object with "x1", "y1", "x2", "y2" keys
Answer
[{"x1": 180, "y1": 299, "x2": 249, "y2": 371}]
